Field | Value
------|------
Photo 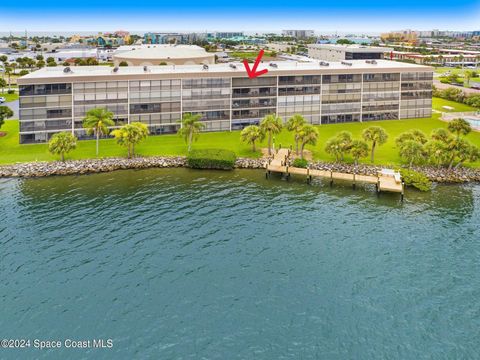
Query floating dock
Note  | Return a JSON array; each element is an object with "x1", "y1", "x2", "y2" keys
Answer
[{"x1": 266, "y1": 148, "x2": 405, "y2": 199}]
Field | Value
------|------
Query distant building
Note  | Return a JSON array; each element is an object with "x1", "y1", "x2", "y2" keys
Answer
[
  {"x1": 381, "y1": 30, "x2": 418, "y2": 44},
  {"x1": 84, "y1": 31, "x2": 131, "y2": 47},
  {"x1": 308, "y1": 44, "x2": 392, "y2": 61},
  {"x1": 112, "y1": 44, "x2": 215, "y2": 66},
  {"x1": 265, "y1": 43, "x2": 291, "y2": 52},
  {"x1": 210, "y1": 32, "x2": 244, "y2": 39},
  {"x1": 389, "y1": 51, "x2": 480, "y2": 67},
  {"x1": 144, "y1": 33, "x2": 207, "y2": 45},
  {"x1": 282, "y1": 30, "x2": 314, "y2": 39}
]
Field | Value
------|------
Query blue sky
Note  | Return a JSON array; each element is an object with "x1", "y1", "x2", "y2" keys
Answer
[{"x1": 1, "y1": 0, "x2": 479, "y2": 33}]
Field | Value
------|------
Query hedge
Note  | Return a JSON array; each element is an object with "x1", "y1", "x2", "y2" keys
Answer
[
  {"x1": 292, "y1": 158, "x2": 308, "y2": 168},
  {"x1": 186, "y1": 149, "x2": 237, "y2": 170},
  {"x1": 399, "y1": 168, "x2": 432, "y2": 192}
]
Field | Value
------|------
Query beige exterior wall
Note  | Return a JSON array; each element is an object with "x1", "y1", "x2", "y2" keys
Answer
[
  {"x1": 112, "y1": 54, "x2": 215, "y2": 67},
  {"x1": 308, "y1": 48, "x2": 346, "y2": 61},
  {"x1": 17, "y1": 63, "x2": 433, "y2": 143}
]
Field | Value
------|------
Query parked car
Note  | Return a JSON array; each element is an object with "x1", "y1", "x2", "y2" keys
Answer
[{"x1": 0, "y1": 96, "x2": 5, "y2": 103}]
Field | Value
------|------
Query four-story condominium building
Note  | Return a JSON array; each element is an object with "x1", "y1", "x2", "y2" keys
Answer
[{"x1": 17, "y1": 60, "x2": 433, "y2": 144}]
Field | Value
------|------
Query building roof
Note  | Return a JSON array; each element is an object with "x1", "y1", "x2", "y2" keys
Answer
[
  {"x1": 18, "y1": 60, "x2": 432, "y2": 84},
  {"x1": 113, "y1": 44, "x2": 211, "y2": 60},
  {"x1": 308, "y1": 44, "x2": 393, "y2": 53}
]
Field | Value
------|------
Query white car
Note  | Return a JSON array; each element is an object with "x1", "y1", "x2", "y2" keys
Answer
[{"x1": 0, "y1": 96, "x2": 5, "y2": 103}]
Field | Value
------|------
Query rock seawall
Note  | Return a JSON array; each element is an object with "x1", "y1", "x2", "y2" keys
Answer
[
  {"x1": 0, "y1": 157, "x2": 187, "y2": 178},
  {"x1": 0, "y1": 156, "x2": 479, "y2": 183},
  {"x1": 308, "y1": 162, "x2": 480, "y2": 183}
]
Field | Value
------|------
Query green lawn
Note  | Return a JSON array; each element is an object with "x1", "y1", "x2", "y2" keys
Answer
[
  {"x1": 435, "y1": 67, "x2": 480, "y2": 82},
  {"x1": 2, "y1": 114, "x2": 480, "y2": 167},
  {"x1": 435, "y1": 67, "x2": 480, "y2": 77},
  {"x1": 229, "y1": 51, "x2": 276, "y2": 60},
  {"x1": 432, "y1": 97, "x2": 476, "y2": 112},
  {"x1": 0, "y1": 92, "x2": 19, "y2": 102}
]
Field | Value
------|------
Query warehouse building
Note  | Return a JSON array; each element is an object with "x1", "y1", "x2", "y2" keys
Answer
[{"x1": 308, "y1": 44, "x2": 393, "y2": 61}]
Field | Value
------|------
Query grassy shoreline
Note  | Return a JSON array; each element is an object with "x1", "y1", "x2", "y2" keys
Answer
[{"x1": 2, "y1": 114, "x2": 480, "y2": 167}]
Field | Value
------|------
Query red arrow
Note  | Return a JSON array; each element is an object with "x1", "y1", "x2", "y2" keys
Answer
[{"x1": 243, "y1": 49, "x2": 268, "y2": 79}]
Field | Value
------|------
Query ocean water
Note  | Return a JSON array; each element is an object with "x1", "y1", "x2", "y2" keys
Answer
[{"x1": 0, "y1": 168, "x2": 479, "y2": 359}]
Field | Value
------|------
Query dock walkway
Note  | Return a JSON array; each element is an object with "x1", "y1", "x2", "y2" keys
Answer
[{"x1": 266, "y1": 148, "x2": 404, "y2": 198}]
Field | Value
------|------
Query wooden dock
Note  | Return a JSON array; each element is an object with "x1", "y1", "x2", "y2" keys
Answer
[{"x1": 266, "y1": 148, "x2": 405, "y2": 199}]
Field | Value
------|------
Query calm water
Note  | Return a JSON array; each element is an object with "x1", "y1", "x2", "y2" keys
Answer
[{"x1": 0, "y1": 169, "x2": 479, "y2": 359}]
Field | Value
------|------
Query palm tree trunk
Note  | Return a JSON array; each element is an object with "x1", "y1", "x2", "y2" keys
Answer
[
  {"x1": 132, "y1": 144, "x2": 135, "y2": 158},
  {"x1": 96, "y1": 130, "x2": 100, "y2": 157},
  {"x1": 61, "y1": 153, "x2": 65, "y2": 162},
  {"x1": 448, "y1": 159, "x2": 454, "y2": 170},
  {"x1": 300, "y1": 143, "x2": 305, "y2": 159},
  {"x1": 188, "y1": 130, "x2": 193, "y2": 152},
  {"x1": 268, "y1": 133, "x2": 272, "y2": 155},
  {"x1": 252, "y1": 141, "x2": 256, "y2": 152},
  {"x1": 370, "y1": 142, "x2": 376, "y2": 163},
  {"x1": 295, "y1": 136, "x2": 299, "y2": 155}
]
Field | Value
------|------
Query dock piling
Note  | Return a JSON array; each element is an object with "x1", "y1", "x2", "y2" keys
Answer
[{"x1": 265, "y1": 148, "x2": 404, "y2": 197}]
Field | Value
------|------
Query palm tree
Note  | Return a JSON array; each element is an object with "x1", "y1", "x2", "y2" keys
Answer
[
  {"x1": 240, "y1": 125, "x2": 264, "y2": 152},
  {"x1": 297, "y1": 124, "x2": 318, "y2": 159},
  {"x1": 178, "y1": 113, "x2": 205, "y2": 152},
  {"x1": 447, "y1": 137, "x2": 471, "y2": 170},
  {"x1": 325, "y1": 138, "x2": 343, "y2": 162},
  {"x1": 286, "y1": 114, "x2": 306, "y2": 155},
  {"x1": 398, "y1": 140, "x2": 425, "y2": 168},
  {"x1": 4, "y1": 65, "x2": 13, "y2": 91},
  {"x1": 362, "y1": 126, "x2": 389, "y2": 163},
  {"x1": 438, "y1": 54, "x2": 444, "y2": 65},
  {"x1": 425, "y1": 140, "x2": 449, "y2": 167},
  {"x1": 48, "y1": 132, "x2": 77, "y2": 162},
  {"x1": 111, "y1": 122, "x2": 149, "y2": 158},
  {"x1": 349, "y1": 139, "x2": 369, "y2": 166},
  {"x1": 395, "y1": 129, "x2": 427, "y2": 148},
  {"x1": 0, "y1": 105, "x2": 14, "y2": 129},
  {"x1": 259, "y1": 114, "x2": 283, "y2": 155},
  {"x1": 464, "y1": 70, "x2": 474, "y2": 86},
  {"x1": 454, "y1": 143, "x2": 480, "y2": 169},
  {"x1": 431, "y1": 128, "x2": 451, "y2": 143},
  {"x1": 336, "y1": 131, "x2": 353, "y2": 161},
  {"x1": 82, "y1": 108, "x2": 115, "y2": 157},
  {"x1": 0, "y1": 79, "x2": 6, "y2": 94},
  {"x1": 447, "y1": 118, "x2": 471, "y2": 140}
]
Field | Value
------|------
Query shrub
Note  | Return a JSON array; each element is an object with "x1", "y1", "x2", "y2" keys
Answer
[
  {"x1": 292, "y1": 158, "x2": 308, "y2": 168},
  {"x1": 399, "y1": 169, "x2": 432, "y2": 192},
  {"x1": 187, "y1": 149, "x2": 236, "y2": 170},
  {"x1": 7, "y1": 89, "x2": 15, "y2": 94}
]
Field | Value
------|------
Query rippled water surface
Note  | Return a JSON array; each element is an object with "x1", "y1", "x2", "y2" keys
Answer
[{"x1": 0, "y1": 168, "x2": 479, "y2": 359}]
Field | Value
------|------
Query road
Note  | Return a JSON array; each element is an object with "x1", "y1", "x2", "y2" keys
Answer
[
  {"x1": 2, "y1": 99, "x2": 19, "y2": 119},
  {"x1": 433, "y1": 80, "x2": 480, "y2": 94}
]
